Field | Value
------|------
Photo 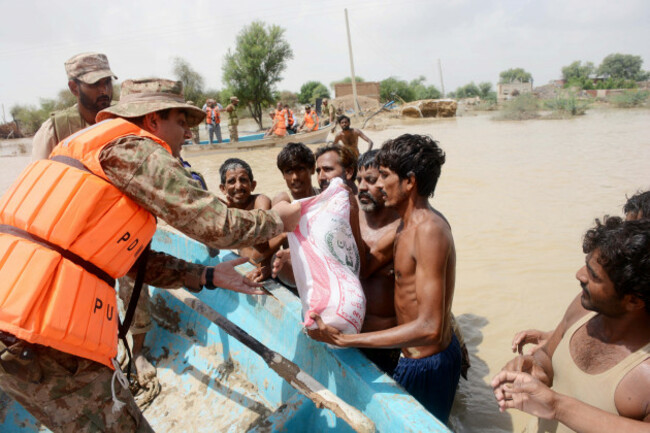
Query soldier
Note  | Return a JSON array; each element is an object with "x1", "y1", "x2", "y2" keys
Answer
[
  {"x1": 32, "y1": 52, "x2": 117, "y2": 161},
  {"x1": 0, "y1": 78, "x2": 300, "y2": 432},
  {"x1": 226, "y1": 96, "x2": 240, "y2": 142}
]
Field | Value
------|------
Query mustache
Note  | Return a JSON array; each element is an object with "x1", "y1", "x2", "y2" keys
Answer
[
  {"x1": 580, "y1": 281, "x2": 588, "y2": 292},
  {"x1": 358, "y1": 192, "x2": 376, "y2": 202}
]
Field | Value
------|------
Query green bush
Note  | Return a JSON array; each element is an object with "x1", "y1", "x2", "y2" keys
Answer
[
  {"x1": 608, "y1": 91, "x2": 649, "y2": 108},
  {"x1": 495, "y1": 93, "x2": 540, "y2": 120},
  {"x1": 544, "y1": 94, "x2": 589, "y2": 116}
]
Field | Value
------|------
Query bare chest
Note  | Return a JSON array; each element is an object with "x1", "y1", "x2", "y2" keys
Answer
[{"x1": 570, "y1": 325, "x2": 633, "y2": 374}]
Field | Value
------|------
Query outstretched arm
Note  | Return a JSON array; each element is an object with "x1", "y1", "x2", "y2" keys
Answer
[{"x1": 357, "y1": 130, "x2": 373, "y2": 151}]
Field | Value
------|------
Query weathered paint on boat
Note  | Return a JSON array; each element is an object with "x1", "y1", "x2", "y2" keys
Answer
[
  {"x1": 0, "y1": 228, "x2": 450, "y2": 432},
  {"x1": 182, "y1": 127, "x2": 330, "y2": 154}
]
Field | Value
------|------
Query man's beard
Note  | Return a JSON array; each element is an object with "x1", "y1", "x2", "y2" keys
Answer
[
  {"x1": 79, "y1": 89, "x2": 111, "y2": 114},
  {"x1": 358, "y1": 192, "x2": 381, "y2": 212}
]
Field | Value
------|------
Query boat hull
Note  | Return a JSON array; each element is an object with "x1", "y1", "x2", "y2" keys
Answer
[{"x1": 0, "y1": 228, "x2": 450, "y2": 432}]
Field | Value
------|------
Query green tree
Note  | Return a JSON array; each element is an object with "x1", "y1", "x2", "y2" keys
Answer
[
  {"x1": 499, "y1": 68, "x2": 533, "y2": 83},
  {"x1": 298, "y1": 81, "x2": 330, "y2": 104},
  {"x1": 409, "y1": 76, "x2": 441, "y2": 100},
  {"x1": 330, "y1": 76, "x2": 365, "y2": 88},
  {"x1": 279, "y1": 90, "x2": 299, "y2": 107},
  {"x1": 380, "y1": 77, "x2": 415, "y2": 102},
  {"x1": 454, "y1": 82, "x2": 481, "y2": 98},
  {"x1": 172, "y1": 57, "x2": 205, "y2": 105},
  {"x1": 561, "y1": 61, "x2": 595, "y2": 82},
  {"x1": 478, "y1": 82, "x2": 496, "y2": 101},
  {"x1": 222, "y1": 21, "x2": 293, "y2": 129},
  {"x1": 597, "y1": 53, "x2": 649, "y2": 81}
]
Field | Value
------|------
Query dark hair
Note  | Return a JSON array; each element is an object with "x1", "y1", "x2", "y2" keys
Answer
[
  {"x1": 219, "y1": 158, "x2": 253, "y2": 184},
  {"x1": 314, "y1": 144, "x2": 358, "y2": 179},
  {"x1": 623, "y1": 190, "x2": 650, "y2": 220},
  {"x1": 375, "y1": 134, "x2": 445, "y2": 197},
  {"x1": 358, "y1": 149, "x2": 380, "y2": 170},
  {"x1": 337, "y1": 114, "x2": 350, "y2": 124},
  {"x1": 276, "y1": 142, "x2": 315, "y2": 173},
  {"x1": 126, "y1": 108, "x2": 172, "y2": 128},
  {"x1": 583, "y1": 216, "x2": 650, "y2": 313}
]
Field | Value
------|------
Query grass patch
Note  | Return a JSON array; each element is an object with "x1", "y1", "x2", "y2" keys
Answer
[
  {"x1": 494, "y1": 93, "x2": 539, "y2": 120},
  {"x1": 608, "y1": 91, "x2": 649, "y2": 108},
  {"x1": 544, "y1": 93, "x2": 590, "y2": 118}
]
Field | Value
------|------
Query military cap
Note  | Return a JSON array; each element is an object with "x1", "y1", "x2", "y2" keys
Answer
[
  {"x1": 65, "y1": 52, "x2": 117, "y2": 84},
  {"x1": 230, "y1": 96, "x2": 239, "y2": 102},
  {"x1": 96, "y1": 78, "x2": 205, "y2": 127}
]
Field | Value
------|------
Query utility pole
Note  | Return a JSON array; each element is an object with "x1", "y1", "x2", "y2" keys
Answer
[
  {"x1": 438, "y1": 58, "x2": 445, "y2": 98},
  {"x1": 345, "y1": 8, "x2": 362, "y2": 114}
]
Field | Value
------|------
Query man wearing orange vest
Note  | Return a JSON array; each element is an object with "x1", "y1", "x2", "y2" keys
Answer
[
  {"x1": 270, "y1": 102, "x2": 287, "y2": 137},
  {"x1": 284, "y1": 103, "x2": 297, "y2": 134},
  {"x1": 0, "y1": 78, "x2": 301, "y2": 432},
  {"x1": 298, "y1": 104, "x2": 319, "y2": 132},
  {"x1": 205, "y1": 98, "x2": 222, "y2": 143}
]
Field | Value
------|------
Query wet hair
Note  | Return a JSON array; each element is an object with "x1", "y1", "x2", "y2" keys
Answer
[
  {"x1": 219, "y1": 158, "x2": 254, "y2": 184},
  {"x1": 376, "y1": 134, "x2": 445, "y2": 197},
  {"x1": 314, "y1": 144, "x2": 358, "y2": 179},
  {"x1": 583, "y1": 216, "x2": 650, "y2": 313},
  {"x1": 276, "y1": 142, "x2": 315, "y2": 173},
  {"x1": 358, "y1": 149, "x2": 380, "y2": 170},
  {"x1": 337, "y1": 114, "x2": 350, "y2": 124},
  {"x1": 623, "y1": 190, "x2": 650, "y2": 220}
]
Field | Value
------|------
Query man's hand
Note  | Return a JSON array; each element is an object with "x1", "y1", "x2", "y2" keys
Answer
[
  {"x1": 492, "y1": 371, "x2": 557, "y2": 420},
  {"x1": 273, "y1": 201, "x2": 301, "y2": 232},
  {"x1": 246, "y1": 265, "x2": 271, "y2": 283},
  {"x1": 306, "y1": 313, "x2": 346, "y2": 347},
  {"x1": 512, "y1": 329, "x2": 551, "y2": 355},
  {"x1": 271, "y1": 249, "x2": 291, "y2": 278},
  {"x1": 207, "y1": 257, "x2": 266, "y2": 295},
  {"x1": 501, "y1": 354, "x2": 549, "y2": 384}
]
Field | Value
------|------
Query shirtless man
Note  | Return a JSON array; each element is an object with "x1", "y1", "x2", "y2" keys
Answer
[
  {"x1": 333, "y1": 115, "x2": 373, "y2": 158},
  {"x1": 512, "y1": 189, "x2": 650, "y2": 356},
  {"x1": 356, "y1": 150, "x2": 401, "y2": 375},
  {"x1": 219, "y1": 158, "x2": 273, "y2": 281},
  {"x1": 493, "y1": 217, "x2": 650, "y2": 433},
  {"x1": 272, "y1": 142, "x2": 319, "y2": 205},
  {"x1": 308, "y1": 134, "x2": 461, "y2": 423},
  {"x1": 314, "y1": 144, "x2": 358, "y2": 194}
]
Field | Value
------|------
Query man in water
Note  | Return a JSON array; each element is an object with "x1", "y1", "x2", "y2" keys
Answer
[
  {"x1": 314, "y1": 144, "x2": 358, "y2": 194},
  {"x1": 219, "y1": 158, "x2": 274, "y2": 281},
  {"x1": 32, "y1": 52, "x2": 116, "y2": 160},
  {"x1": 308, "y1": 134, "x2": 461, "y2": 423},
  {"x1": 333, "y1": 114, "x2": 373, "y2": 158},
  {"x1": 493, "y1": 217, "x2": 650, "y2": 433}
]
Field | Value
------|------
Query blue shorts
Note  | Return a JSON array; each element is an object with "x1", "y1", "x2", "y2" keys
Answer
[{"x1": 392, "y1": 334, "x2": 461, "y2": 423}]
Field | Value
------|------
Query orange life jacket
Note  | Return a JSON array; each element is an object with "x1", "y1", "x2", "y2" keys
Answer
[
  {"x1": 206, "y1": 106, "x2": 220, "y2": 124},
  {"x1": 0, "y1": 118, "x2": 171, "y2": 369},
  {"x1": 304, "y1": 110, "x2": 319, "y2": 131},
  {"x1": 274, "y1": 109, "x2": 287, "y2": 136},
  {"x1": 286, "y1": 109, "x2": 295, "y2": 127}
]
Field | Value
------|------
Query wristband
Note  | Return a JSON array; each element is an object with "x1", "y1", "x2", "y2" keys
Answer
[{"x1": 204, "y1": 267, "x2": 217, "y2": 290}]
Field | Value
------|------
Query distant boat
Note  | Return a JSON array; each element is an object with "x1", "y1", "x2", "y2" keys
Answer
[
  {"x1": 184, "y1": 127, "x2": 330, "y2": 155},
  {"x1": 0, "y1": 228, "x2": 451, "y2": 432}
]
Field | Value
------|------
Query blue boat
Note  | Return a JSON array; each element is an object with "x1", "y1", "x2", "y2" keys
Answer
[{"x1": 0, "y1": 228, "x2": 451, "y2": 432}]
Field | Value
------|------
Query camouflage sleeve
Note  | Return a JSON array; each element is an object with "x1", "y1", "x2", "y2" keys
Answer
[
  {"x1": 98, "y1": 135, "x2": 284, "y2": 249},
  {"x1": 31, "y1": 118, "x2": 57, "y2": 161},
  {"x1": 127, "y1": 250, "x2": 205, "y2": 292}
]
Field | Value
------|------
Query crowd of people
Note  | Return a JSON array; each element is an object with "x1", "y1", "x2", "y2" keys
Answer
[{"x1": 0, "y1": 51, "x2": 647, "y2": 433}]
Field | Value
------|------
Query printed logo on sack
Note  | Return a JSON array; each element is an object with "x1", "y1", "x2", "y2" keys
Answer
[{"x1": 325, "y1": 220, "x2": 360, "y2": 275}]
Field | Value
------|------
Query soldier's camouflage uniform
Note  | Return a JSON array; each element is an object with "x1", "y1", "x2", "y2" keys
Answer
[
  {"x1": 227, "y1": 103, "x2": 239, "y2": 142},
  {"x1": 0, "y1": 134, "x2": 283, "y2": 432}
]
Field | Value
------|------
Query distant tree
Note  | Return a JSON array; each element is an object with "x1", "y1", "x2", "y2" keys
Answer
[
  {"x1": 55, "y1": 89, "x2": 77, "y2": 110},
  {"x1": 172, "y1": 57, "x2": 205, "y2": 105},
  {"x1": 597, "y1": 53, "x2": 649, "y2": 81},
  {"x1": 478, "y1": 82, "x2": 496, "y2": 101},
  {"x1": 330, "y1": 76, "x2": 365, "y2": 88},
  {"x1": 380, "y1": 76, "x2": 415, "y2": 102},
  {"x1": 409, "y1": 76, "x2": 441, "y2": 100},
  {"x1": 222, "y1": 21, "x2": 293, "y2": 129},
  {"x1": 279, "y1": 90, "x2": 299, "y2": 107},
  {"x1": 561, "y1": 61, "x2": 595, "y2": 81},
  {"x1": 454, "y1": 82, "x2": 481, "y2": 98},
  {"x1": 298, "y1": 81, "x2": 330, "y2": 104},
  {"x1": 499, "y1": 68, "x2": 533, "y2": 83}
]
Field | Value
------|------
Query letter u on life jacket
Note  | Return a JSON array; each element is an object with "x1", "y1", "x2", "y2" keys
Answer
[{"x1": 0, "y1": 118, "x2": 171, "y2": 368}]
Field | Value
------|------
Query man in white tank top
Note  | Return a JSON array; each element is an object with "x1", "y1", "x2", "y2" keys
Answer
[{"x1": 493, "y1": 217, "x2": 650, "y2": 432}]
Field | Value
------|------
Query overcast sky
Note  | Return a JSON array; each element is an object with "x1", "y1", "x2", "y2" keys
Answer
[{"x1": 1, "y1": 0, "x2": 648, "y2": 115}]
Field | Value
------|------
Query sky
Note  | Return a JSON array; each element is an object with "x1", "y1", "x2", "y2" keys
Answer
[{"x1": 1, "y1": 0, "x2": 649, "y2": 117}]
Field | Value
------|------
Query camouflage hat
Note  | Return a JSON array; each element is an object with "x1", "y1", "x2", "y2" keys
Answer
[
  {"x1": 64, "y1": 52, "x2": 117, "y2": 84},
  {"x1": 96, "y1": 79, "x2": 206, "y2": 127}
]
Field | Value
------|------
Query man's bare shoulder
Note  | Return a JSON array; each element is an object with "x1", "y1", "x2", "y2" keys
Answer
[
  {"x1": 272, "y1": 191, "x2": 291, "y2": 205},
  {"x1": 253, "y1": 193, "x2": 272, "y2": 210},
  {"x1": 616, "y1": 358, "x2": 650, "y2": 421}
]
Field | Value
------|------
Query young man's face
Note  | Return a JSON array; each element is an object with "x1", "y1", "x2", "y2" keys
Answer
[
  {"x1": 377, "y1": 165, "x2": 408, "y2": 208},
  {"x1": 220, "y1": 167, "x2": 256, "y2": 208},
  {"x1": 282, "y1": 164, "x2": 314, "y2": 199},
  {"x1": 316, "y1": 151, "x2": 346, "y2": 190},
  {"x1": 357, "y1": 166, "x2": 385, "y2": 213},
  {"x1": 72, "y1": 77, "x2": 113, "y2": 116},
  {"x1": 150, "y1": 109, "x2": 192, "y2": 157},
  {"x1": 576, "y1": 250, "x2": 625, "y2": 316},
  {"x1": 339, "y1": 117, "x2": 351, "y2": 130}
]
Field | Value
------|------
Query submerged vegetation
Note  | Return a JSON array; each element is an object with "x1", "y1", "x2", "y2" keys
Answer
[
  {"x1": 494, "y1": 94, "x2": 540, "y2": 120},
  {"x1": 608, "y1": 90, "x2": 650, "y2": 108},
  {"x1": 544, "y1": 93, "x2": 590, "y2": 118}
]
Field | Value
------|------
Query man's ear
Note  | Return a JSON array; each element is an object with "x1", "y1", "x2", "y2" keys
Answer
[
  {"x1": 142, "y1": 113, "x2": 158, "y2": 133},
  {"x1": 345, "y1": 167, "x2": 355, "y2": 182},
  {"x1": 219, "y1": 184, "x2": 226, "y2": 195},
  {"x1": 625, "y1": 294, "x2": 646, "y2": 312},
  {"x1": 403, "y1": 171, "x2": 416, "y2": 192},
  {"x1": 251, "y1": 180, "x2": 257, "y2": 192},
  {"x1": 68, "y1": 80, "x2": 79, "y2": 97}
]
